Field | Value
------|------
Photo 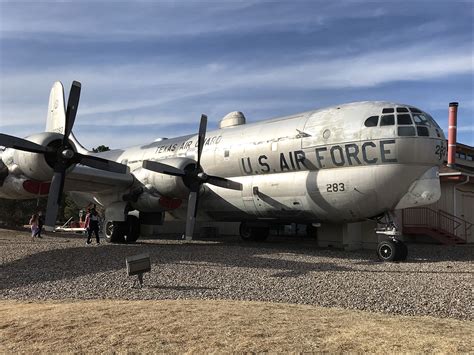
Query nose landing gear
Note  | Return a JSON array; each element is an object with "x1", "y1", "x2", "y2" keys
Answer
[
  {"x1": 376, "y1": 239, "x2": 408, "y2": 262},
  {"x1": 374, "y1": 212, "x2": 408, "y2": 262}
]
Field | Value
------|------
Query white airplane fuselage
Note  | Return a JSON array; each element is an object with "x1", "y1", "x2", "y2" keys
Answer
[{"x1": 86, "y1": 101, "x2": 446, "y2": 224}]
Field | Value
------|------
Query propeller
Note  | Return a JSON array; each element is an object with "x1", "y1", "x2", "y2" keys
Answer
[
  {"x1": 0, "y1": 81, "x2": 129, "y2": 231},
  {"x1": 142, "y1": 114, "x2": 242, "y2": 240}
]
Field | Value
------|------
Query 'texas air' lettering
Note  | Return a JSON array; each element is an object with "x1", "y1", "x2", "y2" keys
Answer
[
  {"x1": 241, "y1": 140, "x2": 397, "y2": 174},
  {"x1": 155, "y1": 135, "x2": 222, "y2": 154}
]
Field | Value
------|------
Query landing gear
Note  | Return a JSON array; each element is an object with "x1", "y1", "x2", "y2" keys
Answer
[
  {"x1": 374, "y1": 212, "x2": 408, "y2": 262},
  {"x1": 104, "y1": 215, "x2": 141, "y2": 243},
  {"x1": 239, "y1": 222, "x2": 269, "y2": 242},
  {"x1": 376, "y1": 239, "x2": 407, "y2": 262},
  {"x1": 104, "y1": 220, "x2": 126, "y2": 243},
  {"x1": 124, "y1": 215, "x2": 140, "y2": 243}
]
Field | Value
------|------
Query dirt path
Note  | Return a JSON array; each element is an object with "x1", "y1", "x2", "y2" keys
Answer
[{"x1": 1, "y1": 300, "x2": 472, "y2": 353}]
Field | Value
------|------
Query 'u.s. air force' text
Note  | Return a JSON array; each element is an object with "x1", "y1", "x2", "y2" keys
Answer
[{"x1": 240, "y1": 139, "x2": 397, "y2": 174}]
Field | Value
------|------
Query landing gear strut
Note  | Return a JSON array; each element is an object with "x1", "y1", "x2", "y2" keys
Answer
[{"x1": 374, "y1": 212, "x2": 407, "y2": 262}]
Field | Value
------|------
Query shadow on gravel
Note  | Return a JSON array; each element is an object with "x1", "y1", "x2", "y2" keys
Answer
[
  {"x1": 1, "y1": 233, "x2": 472, "y2": 291},
  {"x1": 1, "y1": 238, "x2": 356, "y2": 290}
]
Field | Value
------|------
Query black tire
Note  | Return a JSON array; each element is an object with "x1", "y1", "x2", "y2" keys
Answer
[
  {"x1": 377, "y1": 240, "x2": 398, "y2": 262},
  {"x1": 253, "y1": 227, "x2": 269, "y2": 241},
  {"x1": 239, "y1": 223, "x2": 269, "y2": 242},
  {"x1": 306, "y1": 224, "x2": 318, "y2": 238},
  {"x1": 240, "y1": 222, "x2": 253, "y2": 241},
  {"x1": 394, "y1": 240, "x2": 408, "y2": 261},
  {"x1": 124, "y1": 215, "x2": 140, "y2": 243},
  {"x1": 104, "y1": 220, "x2": 126, "y2": 243}
]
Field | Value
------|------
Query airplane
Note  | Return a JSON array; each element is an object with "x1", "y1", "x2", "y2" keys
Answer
[{"x1": 0, "y1": 81, "x2": 447, "y2": 262}]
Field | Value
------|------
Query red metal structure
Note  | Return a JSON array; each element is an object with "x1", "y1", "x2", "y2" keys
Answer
[
  {"x1": 402, "y1": 207, "x2": 471, "y2": 244},
  {"x1": 447, "y1": 102, "x2": 458, "y2": 168}
]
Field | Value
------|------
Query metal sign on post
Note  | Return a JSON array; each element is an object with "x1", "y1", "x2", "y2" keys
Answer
[{"x1": 125, "y1": 253, "x2": 151, "y2": 288}]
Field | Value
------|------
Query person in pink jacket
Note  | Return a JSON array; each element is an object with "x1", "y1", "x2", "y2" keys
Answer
[{"x1": 29, "y1": 213, "x2": 41, "y2": 239}]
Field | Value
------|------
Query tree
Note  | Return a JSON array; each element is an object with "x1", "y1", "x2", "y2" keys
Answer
[
  {"x1": 63, "y1": 195, "x2": 80, "y2": 222},
  {"x1": 92, "y1": 145, "x2": 110, "y2": 153},
  {"x1": 0, "y1": 197, "x2": 47, "y2": 228}
]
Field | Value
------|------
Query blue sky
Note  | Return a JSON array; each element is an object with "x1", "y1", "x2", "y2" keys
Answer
[{"x1": 0, "y1": 0, "x2": 473, "y2": 148}]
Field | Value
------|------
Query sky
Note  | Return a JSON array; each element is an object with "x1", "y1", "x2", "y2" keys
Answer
[{"x1": 0, "y1": 0, "x2": 473, "y2": 149}]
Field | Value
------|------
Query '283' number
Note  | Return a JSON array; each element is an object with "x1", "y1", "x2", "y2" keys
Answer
[
  {"x1": 435, "y1": 144, "x2": 446, "y2": 160},
  {"x1": 326, "y1": 183, "x2": 345, "y2": 192}
]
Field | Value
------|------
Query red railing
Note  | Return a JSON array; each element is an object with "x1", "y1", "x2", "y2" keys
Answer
[{"x1": 402, "y1": 207, "x2": 472, "y2": 242}]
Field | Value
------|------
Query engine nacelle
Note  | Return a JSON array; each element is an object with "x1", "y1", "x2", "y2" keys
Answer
[
  {"x1": 130, "y1": 188, "x2": 183, "y2": 212},
  {"x1": 136, "y1": 157, "x2": 196, "y2": 199},
  {"x1": 0, "y1": 174, "x2": 49, "y2": 199},
  {"x1": 12, "y1": 132, "x2": 74, "y2": 181}
]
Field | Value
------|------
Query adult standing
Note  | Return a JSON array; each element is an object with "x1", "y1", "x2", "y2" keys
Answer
[
  {"x1": 37, "y1": 211, "x2": 45, "y2": 238},
  {"x1": 85, "y1": 208, "x2": 100, "y2": 245}
]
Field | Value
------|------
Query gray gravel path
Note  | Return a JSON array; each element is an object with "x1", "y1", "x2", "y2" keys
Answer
[{"x1": 0, "y1": 229, "x2": 472, "y2": 320}]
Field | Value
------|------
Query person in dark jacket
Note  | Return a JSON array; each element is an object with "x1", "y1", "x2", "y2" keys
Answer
[
  {"x1": 85, "y1": 208, "x2": 100, "y2": 245},
  {"x1": 37, "y1": 211, "x2": 44, "y2": 238}
]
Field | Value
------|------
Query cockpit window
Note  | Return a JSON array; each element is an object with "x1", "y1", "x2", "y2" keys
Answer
[
  {"x1": 396, "y1": 107, "x2": 409, "y2": 113},
  {"x1": 417, "y1": 126, "x2": 429, "y2": 136},
  {"x1": 398, "y1": 126, "x2": 416, "y2": 136},
  {"x1": 425, "y1": 113, "x2": 441, "y2": 129},
  {"x1": 409, "y1": 107, "x2": 422, "y2": 113},
  {"x1": 364, "y1": 116, "x2": 379, "y2": 127},
  {"x1": 382, "y1": 108, "x2": 394, "y2": 113},
  {"x1": 380, "y1": 115, "x2": 395, "y2": 126},
  {"x1": 397, "y1": 114, "x2": 413, "y2": 125},
  {"x1": 413, "y1": 113, "x2": 431, "y2": 127}
]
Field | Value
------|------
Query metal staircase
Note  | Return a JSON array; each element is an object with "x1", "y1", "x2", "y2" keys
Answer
[{"x1": 402, "y1": 207, "x2": 471, "y2": 245}]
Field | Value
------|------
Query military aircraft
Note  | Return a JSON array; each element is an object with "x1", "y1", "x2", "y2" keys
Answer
[{"x1": 0, "y1": 81, "x2": 446, "y2": 261}]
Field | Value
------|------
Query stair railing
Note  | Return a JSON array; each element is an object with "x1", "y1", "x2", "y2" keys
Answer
[{"x1": 402, "y1": 207, "x2": 471, "y2": 242}]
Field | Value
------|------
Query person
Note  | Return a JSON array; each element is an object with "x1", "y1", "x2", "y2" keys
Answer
[
  {"x1": 85, "y1": 208, "x2": 100, "y2": 245},
  {"x1": 37, "y1": 211, "x2": 45, "y2": 238},
  {"x1": 29, "y1": 213, "x2": 40, "y2": 239}
]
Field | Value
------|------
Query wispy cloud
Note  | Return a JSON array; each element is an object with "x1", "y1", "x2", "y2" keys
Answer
[{"x1": 1, "y1": 0, "x2": 473, "y2": 147}]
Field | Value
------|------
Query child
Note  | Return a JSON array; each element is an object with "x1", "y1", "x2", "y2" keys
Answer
[{"x1": 29, "y1": 214, "x2": 40, "y2": 239}]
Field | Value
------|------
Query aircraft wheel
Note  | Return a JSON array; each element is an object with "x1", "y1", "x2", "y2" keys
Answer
[
  {"x1": 306, "y1": 224, "x2": 318, "y2": 238},
  {"x1": 394, "y1": 240, "x2": 408, "y2": 261},
  {"x1": 253, "y1": 227, "x2": 269, "y2": 241},
  {"x1": 239, "y1": 222, "x2": 253, "y2": 241},
  {"x1": 376, "y1": 240, "x2": 398, "y2": 262},
  {"x1": 104, "y1": 220, "x2": 126, "y2": 243},
  {"x1": 240, "y1": 223, "x2": 269, "y2": 242},
  {"x1": 124, "y1": 215, "x2": 140, "y2": 243}
]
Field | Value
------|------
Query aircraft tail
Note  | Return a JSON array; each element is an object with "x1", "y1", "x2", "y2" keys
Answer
[
  {"x1": 46, "y1": 81, "x2": 66, "y2": 134},
  {"x1": 45, "y1": 81, "x2": 90, "y2": 154}
]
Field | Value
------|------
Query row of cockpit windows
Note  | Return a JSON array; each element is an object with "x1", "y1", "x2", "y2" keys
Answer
[{"x1": 364, "y1": 107, "x2": 441, "y2": 137}]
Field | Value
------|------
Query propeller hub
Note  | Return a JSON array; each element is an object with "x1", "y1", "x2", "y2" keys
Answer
[
  {"x1": 61, "y1": 148, "x2": 75, "y2": 159},
  {"x1": 197, "y1": 172, "x2": 208, "y2": 181}
]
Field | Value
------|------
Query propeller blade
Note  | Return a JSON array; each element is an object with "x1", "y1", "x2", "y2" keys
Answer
[
  {"x1": 196, "y1": 114, "x2": 207, "y2": 168},
  {"x1": 206, "y1": 175, "x2": 243, "y2": 191},
  {"x1": 0, "y1": 159, "x2": 8, "y2": 186},
  {"x1": 79, "y1": 154, "x2": 129, "y2": 174},
  {"x1": 0, "y1": 133, "x2": 49, "y2": 154},
  {"x1": 142, "y1": 160, "x2": 185, "y2": 177},
  {"x1": 63, "y1": 81, "x2": 81, "y2": 144},
  {"x1": 184, "y1": 189, "x2": 199, "y2": 240},
  {"x1": 44, "y1": 170, "x2": 66, "y2": 231}
]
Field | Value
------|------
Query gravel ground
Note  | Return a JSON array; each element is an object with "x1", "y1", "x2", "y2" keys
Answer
[{"x1": 0, "y1": 228, "x2": 472, "y2": 320}]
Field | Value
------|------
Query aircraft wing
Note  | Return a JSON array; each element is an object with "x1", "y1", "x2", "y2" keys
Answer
[{"x1": 63, "y1": 164, "x2": 134, "y2": 194}]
